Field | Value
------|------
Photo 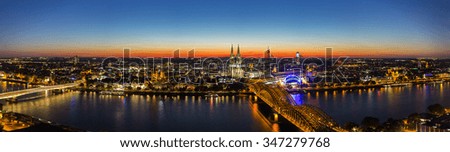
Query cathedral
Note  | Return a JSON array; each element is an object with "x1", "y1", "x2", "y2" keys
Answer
[{"x1": 229, "y1": 44, "x2": 244, "y2": 78}]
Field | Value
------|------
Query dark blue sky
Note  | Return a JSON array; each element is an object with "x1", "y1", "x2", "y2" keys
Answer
[{"x1": 0, "y1": 0, "x2": 449, "y2": 57}]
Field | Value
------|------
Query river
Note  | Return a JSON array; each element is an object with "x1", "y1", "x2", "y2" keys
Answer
[{"x1": 2, "y1": 81, "x2": 450, "y2": 131}]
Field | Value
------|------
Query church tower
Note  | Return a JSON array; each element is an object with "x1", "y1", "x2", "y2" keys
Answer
[
  {"x1": 228, "y1": 44, "x2": 243, "y2": 79},
  {"x1": 236, "y1": 44, "x2": 242, "y2": 65},
  {"x1": 229, "y1": 44, "x2": 235, "y2": 64}
]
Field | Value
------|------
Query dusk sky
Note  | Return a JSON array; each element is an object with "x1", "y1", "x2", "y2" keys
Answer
[{"x1": 0, "y1": 0, "x2": 449, "y2": 58}]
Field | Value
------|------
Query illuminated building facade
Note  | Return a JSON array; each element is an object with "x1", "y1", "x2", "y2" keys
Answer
[{"x1": 228, "y1": 45, "x2": 244, "y2": 79}]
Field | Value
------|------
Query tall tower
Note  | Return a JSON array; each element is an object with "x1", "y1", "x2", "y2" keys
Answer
[
  {"x1": 123, "y1": 48, "x2": 130, "y2": 59},
  {"x1": 326, "y1": 48, "x2": 332, "y2": 61},
  {"x1": 229, "y1": 44, "x2": 235, "y2": 77},
  {"x1": 295, "y1": 51, "x2": 301, "y2": 65},
  {"x1": 229, "y1": 44, "x2": 243, "y2": 79},
  {"x1": 236, "y1": 44, "x2": 242, "y2": 64},
  {"x1": 230, "y1": 44, "x2": 235, "y2": 63},
  {"x1": 264, "y1": 47, "x2": 271, "y2": 59},
  {"x1": 123, "y1": 48, "x2": 131, "y2": 85},
  {"x1": 173, "y1": 49, "x2": 180, "y2": 58},
  {"x1": 188, "y1": 49, "x2": 195, "y2": 59},
  {"x1": 73, "y1": 55, "x2": 79, "y2": 65}
]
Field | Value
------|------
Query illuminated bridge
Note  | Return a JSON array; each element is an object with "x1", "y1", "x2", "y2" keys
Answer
[
  {"x1": 248, "y1": 82, "x2": 345, "y2": 132},
  {"x1": 0, "y1": 83, "x2": 79, "y2": 100},
  {"x1": 0, "y1": 78, "x2": 29, "y2": 84}
]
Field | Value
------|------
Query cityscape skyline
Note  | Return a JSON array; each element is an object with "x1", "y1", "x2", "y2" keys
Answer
[
  {"x1": 1, "y1": 0, "x2": 449, "y2": 58},
  {"x1": 1, "y1": 46, "x2": 449, "y2": 58}
]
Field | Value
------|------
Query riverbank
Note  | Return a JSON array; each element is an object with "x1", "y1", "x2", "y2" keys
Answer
[
  {"x1": 342, "y1": 104, "x2": 450, "y2": 132},
  {"x1": 288, "y1": 79, "x2": 450, "y2": 92},
  {"x1": 73, "y1": 88, "x2": 252, "y2": 96},
  {"x1": 1, "y1": 112, "x2": 85, "y2": 132}
]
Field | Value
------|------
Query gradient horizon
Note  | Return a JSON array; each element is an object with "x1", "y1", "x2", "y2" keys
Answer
[{"x1": 0, "y1": 0, "x2": 449, "y2": 58}]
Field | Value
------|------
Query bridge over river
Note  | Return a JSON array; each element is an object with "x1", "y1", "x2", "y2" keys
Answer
[
  {"x1": 0, "y1": 83, "x2": 79, "y2": 100},
  {"x1": 248, "y1": 81, "x2": 345, "y2": 132}
]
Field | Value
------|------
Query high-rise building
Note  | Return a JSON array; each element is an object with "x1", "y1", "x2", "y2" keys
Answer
[
  {"x1": 295, "y1": 51, "x2": 301, "y2": 65},
  {"x1": 173, "y1": 49, "x2": 180, "y2": 58},
  {"x1": 188, "y1": 49, "x2": 195, "y2": 59},
  {"x1": 122, "y1": 48, "x2": 131, "y2": 85},
  {"x1": 123, "y1": 48, "x2": 130, "y2": 59},
  {"x1": 326, "y1": 48, "x2": 332, "y2": 60},
  {"x1": 325, "y1": 48, "x2": 332, "y2": 81},
  {"x1": 264, "y1": 47, "x2": 271, "y2": 59},
  {"x1": 73, "y1": 55, "x2": 79, "y2": 65}
]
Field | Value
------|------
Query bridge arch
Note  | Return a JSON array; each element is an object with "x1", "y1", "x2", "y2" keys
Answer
[{"x1": 248, "y1": 82, "x2": 344, "y2": 132}]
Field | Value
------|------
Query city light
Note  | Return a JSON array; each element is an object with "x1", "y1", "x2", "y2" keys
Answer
[{"x1": 0, "y1": 0, "x2": 449, "y2": 134}]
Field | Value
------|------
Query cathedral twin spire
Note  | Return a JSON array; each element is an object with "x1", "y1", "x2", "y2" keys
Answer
[
  {"x1": 229, "y1": 44, "x2": 243, "y2": 78},
  {"x1": 230, "y1": 44, "x2": 241, "y2": 59}
]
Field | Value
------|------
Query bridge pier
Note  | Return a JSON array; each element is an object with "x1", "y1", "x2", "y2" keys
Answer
[
  {"x1": 250, "y1": 95, "x2": 263, "y2": 104},
  {"x1": 52, "y1": 89, "x2": 68, "y2": 95},
  {"x1": 273, "y1": 113, "x2": 279, "y2": 122}
]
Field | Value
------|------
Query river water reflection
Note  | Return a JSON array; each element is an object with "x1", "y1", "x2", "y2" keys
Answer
[
  {"x1": 294, "y1": 82, "x2": 450, "y2": 124},
  {"x1": 3, "y1": 92, "x2": 272, "y2": 131},
  {"x1": 2, "y1": 81, "x2": 450, "y2": 131}
]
